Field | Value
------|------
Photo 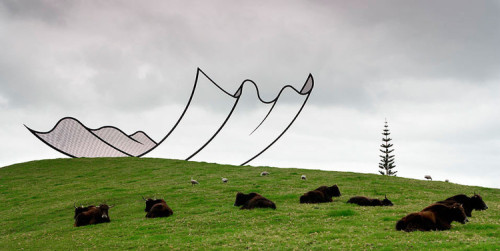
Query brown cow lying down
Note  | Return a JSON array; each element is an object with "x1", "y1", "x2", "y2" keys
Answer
[
  {"x1": 299, "y1": 185, "x2": 341, "y2": 204},
  {"x1": 347, "y1": 195, "x2": 393, "y2": 206},
  {"x1": 234, "y1": 192, "x2": 276, "y2": 210},
  {"x1": 436, "y1": 193, "x2": 488, "y2": 217},
  {"x1": 73, "y1": 204, "x2": 96, "y2": 219},
  {"x1": 143, "y1": 197, "x2": 173, "y2": 218},
  {"x1": 74, "y1": 204, "x2": 112, "y2": 227},
  {"x1": 396, "y1": 203, "x2": 468, "y2": 232}
]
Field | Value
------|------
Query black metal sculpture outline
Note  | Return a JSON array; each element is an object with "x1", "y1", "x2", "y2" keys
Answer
[{"x1": 26, "y1": 68, "x2": 314, "y2": 166}]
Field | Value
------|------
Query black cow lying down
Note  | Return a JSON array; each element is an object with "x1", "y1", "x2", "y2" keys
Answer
[
  {"x1": 74, "y1": 204, "x2": 112, "y2": 227},
  {"x1": 234, "y1": 192, "x2": 276, "y2": 210},
  {"x1": 143, "y1": 197, "x2": 173, "y2": 218},
  {"x1": 347, "y1": 195, "x2": 393, "y2": 206},
  {"x1": 436, "y1": 193, "x2": 488, "y2": 217},
  {"x1": 300, "y1": 185, "x2": 341, "y2": 204},
  {"x1": 396, "y1": 203, "x2": 468, "y2": 232}
]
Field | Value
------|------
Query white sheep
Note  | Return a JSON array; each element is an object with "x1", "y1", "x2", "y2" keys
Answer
[
  {"x1": 191, "y1": 177, "x2": 199, "y2": 186},
  {"x1": 301, "y1": 175, "x2": 307, "y2": 180},
  {"x1": 260, "y1": 171, "x2": 269, "y2": 176},
  {"x1": 222, "y1": 177, "x2": 228, "y2": 183}
]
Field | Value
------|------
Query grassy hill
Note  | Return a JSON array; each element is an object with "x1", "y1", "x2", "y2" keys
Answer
[{"x1": 0, "y1": 158, "x2": 499, "y2": 250}]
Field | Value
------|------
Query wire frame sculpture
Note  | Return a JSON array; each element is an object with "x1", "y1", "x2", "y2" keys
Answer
[{"x1": 26, "y1": 68, "x2": 314, "y2": 165}]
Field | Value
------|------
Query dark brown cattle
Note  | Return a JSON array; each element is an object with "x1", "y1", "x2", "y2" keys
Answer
[
  {"x1": 143, "y1": 197, "x2": 173, "y2": 218},
  {"x1": 299, "y1": 185, "x2": 341, "y2": 204},
  {"x1": 73, "y1": 203, "x2": 96, "y2": 219},
  {"x1": 234, "y1": 192, "x2": 276, "y2": 210},
  {"x1": 74, "y1": 204, "x2": 112, "y2": 227},
  {"x1": 347, "y1": 195, "x2": 393, "y2": 206},
  {"x1": 436, "y1": 193, "x2": 488, "y2": 217},
  {"x1": 396, "y1": 203, "x2": 468, "y2": 232}
]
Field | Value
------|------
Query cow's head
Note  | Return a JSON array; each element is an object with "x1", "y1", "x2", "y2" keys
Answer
[
  {"x1": 451, "y1": 203, "x2": 468, "y2": 224},
  {"x1": 471, "y1": 193, "x2": 488, "y2": 210},
  {"x1": 234, "y1": 192, "x2": 256, "y2": 206},
  {"x1": 382, "y1": 195, "x2": 393, "y2": 206},
  {"x1": 97, "y1": 204, "x2": 111, "y2": 220},
  {"x1": 325, "y1": 185, "x2": 341, "y2": 197}
]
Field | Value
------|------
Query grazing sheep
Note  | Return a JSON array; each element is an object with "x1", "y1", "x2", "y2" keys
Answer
[
  {"x1": 445, "y1": 179, "x2": 449, "y2": 182},
  {"x1": 301, "y1": 175, "x2": 307, "y2": 180},
  {"x1": 424, "y1": 175, "x2": 432, "y2": 181},
  {"x1": 222, "y1": 177, "x2": 228, "y2": 183},
  {"x1": 260, "y1": 171, "x2": 269, "y2": 176},
  {"x1": 191, "y1": 178, "x2": 199, "y2": 186}
]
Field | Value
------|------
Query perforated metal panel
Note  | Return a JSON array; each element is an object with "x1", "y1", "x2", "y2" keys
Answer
[{"x1": 27, "y1": 117, "x2": 157, "y2": 158}]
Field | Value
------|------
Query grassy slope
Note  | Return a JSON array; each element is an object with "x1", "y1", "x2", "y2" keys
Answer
[{"x1": 0, "y1": 158, "x2": 499, "y2": 250}]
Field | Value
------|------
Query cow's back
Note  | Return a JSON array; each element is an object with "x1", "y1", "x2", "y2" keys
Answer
[
  {"x1": 300, "y1": 190, "x2": 329, "y2": 204},
  {"x1": 242, "y1": 195, "x2": 276, "y2": 209},
  {"x1": 437, "y1": 195, "x2": 473, "y2": 217},
  {"x1": 396, "y1": 211, "x2": 438, "y2": 232},
  {"x1": 147, "y1": 202, "x2": 173, "y2": 218},
  {"x1": 75, "y1": 210, "x2": 94, "y2": 227},
  {"x1": 347, "y1": 196, "x2": 371, "y2": 206},
  {"x1": 444, "y1": 194, "x2": 469, "y2": 203}
]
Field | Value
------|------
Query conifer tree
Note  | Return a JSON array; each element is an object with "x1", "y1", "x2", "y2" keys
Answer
[{"x1": 379, "y1": 119, "x2": 397, "y2": 176}]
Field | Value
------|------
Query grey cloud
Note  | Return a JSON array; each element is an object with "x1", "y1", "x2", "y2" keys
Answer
[
  {"x1": 0, "y1": 0, "x2": 71, "y2": 25},
  {"x1": 1, "y1": 0, "x2": 499, "y2": 112},
  {"x1": 318, "y1": 0, "x2": 500, "y2": 80}
]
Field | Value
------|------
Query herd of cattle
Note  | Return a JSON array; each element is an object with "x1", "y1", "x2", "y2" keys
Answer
[
  {"x1": 73, "y1": 175, "x2": 488, "y2": 232},
  {"x1": 396, "y1": 193, "x2": 488, "y2": 231}
]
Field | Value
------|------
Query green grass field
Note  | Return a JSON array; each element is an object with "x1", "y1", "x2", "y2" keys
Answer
[{"x1": 1, "y1": 158, "x2": 499, "y2": 250}]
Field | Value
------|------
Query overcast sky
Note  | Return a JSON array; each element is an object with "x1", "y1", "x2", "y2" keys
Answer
[{"x1": 1, "y1": 0, "x2": 499, "y2": 188}]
